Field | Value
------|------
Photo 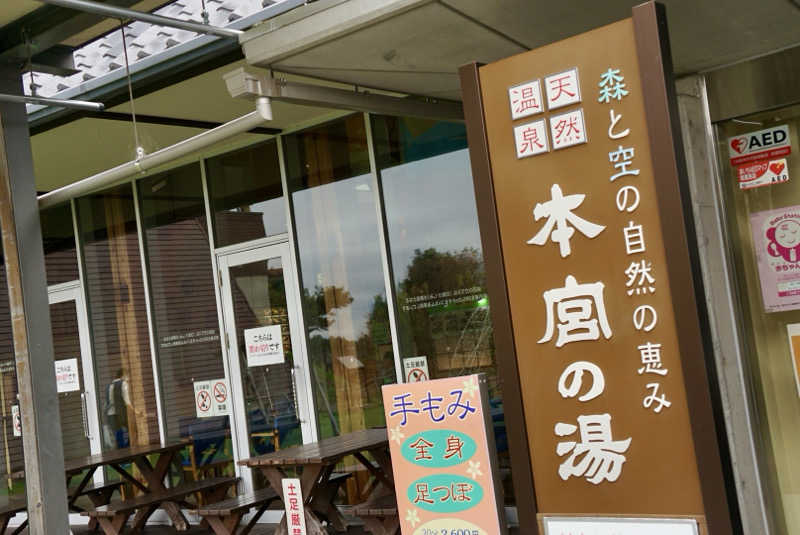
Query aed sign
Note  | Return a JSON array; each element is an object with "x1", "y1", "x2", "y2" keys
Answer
[{"x1": 728, "y1": 124, "x2": 791, "y2": 166}]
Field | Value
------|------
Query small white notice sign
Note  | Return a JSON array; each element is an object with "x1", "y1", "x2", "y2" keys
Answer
[
  {"x1": 543, "y1": 517, "x2": 698, "y2": 535},
  {"x1": 193, "y1": 378, "x2": 230, "y2": 418},
  {"x1": 281, "y1": 478, "x2": 307, "y2": 535},
  {"x1": 403, "y1": 356, "x2": 429, "y2": 382},
  {"x1": 11, "y1": 405, "x2": 20, "y2": 437},
  {"x1": 244, "y1": 325, "x2": 284, "y2": 367},
  {"x1": 55, "y1": 358, "x2": 81, "y2": 393}
]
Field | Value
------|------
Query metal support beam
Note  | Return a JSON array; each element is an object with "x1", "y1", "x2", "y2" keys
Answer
[
  {"x1": 38, "y1": 97, "x2": 273, "y2": 208},
  {"x1": 0, "y1": 64, "x2": 69, "y2": 534},
  {"x1": 37, "y1": 0, "x2": 244, "y2": 39},
  {"x1": 0, "y1": 93, "x2": 104, "y2": 112},
  {"x1": 224, "y1": 67, "x2": 464, "y2": 121}
]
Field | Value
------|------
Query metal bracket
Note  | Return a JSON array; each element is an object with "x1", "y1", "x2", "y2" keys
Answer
[{"x1": 223, "y1": 67, "x2": 464, "y2": 122}]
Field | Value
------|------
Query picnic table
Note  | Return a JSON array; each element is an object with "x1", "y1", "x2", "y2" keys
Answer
[
  {"x1": 239, "y1": 428, "x2": 395, "y2": 535},
  {"x1": 7, "y1": 440, "x2": 193, "y2": 532}
]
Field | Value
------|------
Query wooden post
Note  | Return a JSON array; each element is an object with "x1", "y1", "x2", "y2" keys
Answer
[{"x1": 0, "y1": 64, "x2": 70, "y2": 533}]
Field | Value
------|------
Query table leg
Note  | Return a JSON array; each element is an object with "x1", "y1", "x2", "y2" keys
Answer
[
  {"x1": 131, "y1": 450, "x2": 189, "y2": 529},
  {"x1": 259, "y1": 464, "x2": 328, "y2": 535}
]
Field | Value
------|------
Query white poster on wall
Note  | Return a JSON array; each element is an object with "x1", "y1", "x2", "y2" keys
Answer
[
  {"x1": 193, "y1": 378, "x2": 230, "y2": 418},
  {"x1": 542, "y1": 517, "x2": 698, "y2": 535},
  {"x1": 55, "y1": 358, "x2": 81, "y2": 393},
  {"x1": 11, "y1": 405, "x2": 20, "y2": 437},
  {"x1": 244, "y1": 325, "x2": 284, "y2": 367}
]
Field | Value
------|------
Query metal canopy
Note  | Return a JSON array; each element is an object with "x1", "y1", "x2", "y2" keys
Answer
[{"x1": 36, "y1": 0, "x2": 243, "y2": 39}]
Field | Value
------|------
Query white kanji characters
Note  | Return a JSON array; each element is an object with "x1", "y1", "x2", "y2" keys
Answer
[
  {"x1": 608, "y1": 146, "x2": 640, "y2": 182},
  {"x1": 608, "y1": 109, "x2": 630, "y2": 139},
  {"x1": 555, "y1": 413, "x2": 631, "y2": 484},
  {"x1": 509, "y1": 79, "x2": 543, "y2": 120},
  {"x1": 643, "y1": 383, "x2": 672, "y2": 413},
  {"x1": 633, "y1": 304, "x2": 658, "y2": 332},
  {"x1": 539, "y1": 275, "x2": 613, "y2": 347},
  {"x1": 616, "y1": 185, "x2": 640, "y2": 213},
  {"x1": 637, "y1": 342, "x2": 667, "y2": 376},
  {"x1": 545, "y1": 68, "x2": 581, "y2": 110},
  {"x1": 550, "y1": 108, "x2": 588, "y2": 150},
  {"x1": 598, "y1": 68, "x2": 629, "y2": 103},
  {"x1": 623, "y1": 221, "x2": 646, "y2": 255},
  {"x1": 625, "y1": 260, "x2": 655, "y2": 295},
  {"x1": 527, "y1": 184, "x2": 605, "y2": 257},
  {"x1": 514, "y1": 119, "x2": 549, "y2": 158},
  {"x1": 558, "y1": 361, "x2": 605, "y2": 402}
]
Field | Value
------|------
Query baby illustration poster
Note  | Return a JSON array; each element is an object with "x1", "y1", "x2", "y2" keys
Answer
[{"x1": 750, "y1": 206, "x2": 800, "y2": 312}]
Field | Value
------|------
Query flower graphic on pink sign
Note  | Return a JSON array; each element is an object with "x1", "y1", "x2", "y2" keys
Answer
[{"x1": 750, "y1": 207, "x2": 800, "y2": 313}]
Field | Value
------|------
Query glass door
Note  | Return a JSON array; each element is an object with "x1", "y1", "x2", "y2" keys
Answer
[
  {"x1": 48, "y1": 282, "x2": 102, "y2": 460},
  {"x1": 218, "y1": 242, "x2": 314, "y2": 490}
]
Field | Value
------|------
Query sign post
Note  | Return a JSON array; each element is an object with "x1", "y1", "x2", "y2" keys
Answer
[
  {"x1": 382, "y1": 373, "x2": 506, "y2": 535},
  {"x1": 459, "y1": 2, "x2": 733, "y2": 533}
]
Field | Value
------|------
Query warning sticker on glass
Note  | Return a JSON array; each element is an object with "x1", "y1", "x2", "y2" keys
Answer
[{"x1": 737, "y1": 158, "x2": 789, "y2": 189}]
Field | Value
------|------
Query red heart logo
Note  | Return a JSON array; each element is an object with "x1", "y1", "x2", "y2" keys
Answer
[
  {"x1": 731, "y1": 137, "x2": 747, "y2": 154},
  {"x1": 770, "y1": 161, "x2": 785, "y2": 175}
]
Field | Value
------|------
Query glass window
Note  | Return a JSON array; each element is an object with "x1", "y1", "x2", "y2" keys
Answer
[
  {"x1": 717, "y1": 104, "x2": 800, "y2": 533},
  {"x1": 372, "y1": 115, "x2": 511, "y2": 495},
  {"x1": 206, "y1": 140, "x2": 287, "y2": 248},
  {"x1": 283, "y1": 115, "x2": 395, "y2": 440},
  {"x1": 138, "y1": 164, "x2": 233, "y2": 474},
  {"x1": 40, "y1": 203, "x2": 79, "y2": 285},
  {"x1": 76, "y1": 184, "x2": 160, "y2": 450}
]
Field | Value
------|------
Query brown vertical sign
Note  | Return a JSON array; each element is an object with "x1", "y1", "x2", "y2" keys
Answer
[{"x1": 460, "y1": 2, "x2": 733, "y2": 534}]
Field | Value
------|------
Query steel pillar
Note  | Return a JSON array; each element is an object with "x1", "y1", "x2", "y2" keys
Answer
[{"x1": 0, "y1": 63, "x2": 70, "y2": 534}]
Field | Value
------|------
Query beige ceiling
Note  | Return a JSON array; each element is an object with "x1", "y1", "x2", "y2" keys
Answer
[
  {"x1": 242, "y1": 0, "x2": 800, "y2": 101},
  {"x1": 31, "y1": 61, "x2": 346, "y2": 191},
  {"x1": 0, "y1": 1, "x2": 39, "y2": 29}
]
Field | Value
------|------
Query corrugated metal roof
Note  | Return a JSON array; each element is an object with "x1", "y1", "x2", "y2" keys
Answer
[{"x1": 24, "y1": 0, "x2": 284, "y2": 97}]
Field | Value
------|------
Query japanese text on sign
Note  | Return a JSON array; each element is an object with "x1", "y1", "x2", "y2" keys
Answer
[
  {"x1": 193, "y1": 378, "x2": 230, "y2": 418},
  {"x1": 383, "y1": 374, "x2": 506, "y2": 535},
  {"x1": 245, "y1": 325, "x2": 284, "y2": 367},
  {"x1": 282, "y1": 478, "x2": 307, "y2": 535}
]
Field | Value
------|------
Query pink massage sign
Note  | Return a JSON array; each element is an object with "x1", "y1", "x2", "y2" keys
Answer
[{"x1": 382, "y1": 374, "x2": 506, "y2": 535}]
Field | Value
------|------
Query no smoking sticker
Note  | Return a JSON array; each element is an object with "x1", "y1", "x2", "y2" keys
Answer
[{"x1": 194, "y1": 378, "x2": 231, "y2": 418}]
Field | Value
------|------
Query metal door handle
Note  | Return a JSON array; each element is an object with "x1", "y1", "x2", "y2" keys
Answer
[
  {"x1": 80, "y1": 392, "x2": 90, "y2": 439},
  {"x1": 290, "y1": 367, "x2": 305, "y2": 424}
]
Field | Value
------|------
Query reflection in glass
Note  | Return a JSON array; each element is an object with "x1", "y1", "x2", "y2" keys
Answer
[
  {"x1": 228, "y1": 256, "x2": 302, "y2": 490},
  {"x1": 40, "y1": 203, "x2": 79, "y2": 285},
  {"x1": 372, "y1": 115, "x2": 510, "y2": 498},
  {"x1": 206, "y1": 140, "x2": 287, "y2": 248},
  {"x1": 50, "y1": 300, "x2": 91, "y2": 460},
  {"x1": 77, "y1": 184, "x2": 159, "y2": 451},
  {"x1": 284, "y1": 115, "x2": 395, "y2": 442},
  {"x1": 138, "y1": 164, "x2": 232, "y2": 476},
  {"x1": 717, "y1": 104, "x2": 800, "y2": 533}
]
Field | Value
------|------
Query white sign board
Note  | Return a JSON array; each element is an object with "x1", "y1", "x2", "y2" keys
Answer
[
  {"x1": 11, "y1": 405, "x2": 20, "y2": 437},
  {"x1": 244, "y1": 325, "x2": 284, "y2": 367},
  {"x1": 281, "y1": 478, "x2": 307, "y2": 535},
  {"x1": 55, "y1": 358, "x2": 80, "y2": 393},
  {"x1": 543, "y1": 517, "x2": 698, "y2": 535},
  {"x1": 727, "y1": 124, "x2": 791, "y2": 166},
  {"x1": 402, "y1": 356, "x2": 429, "y2": 382},
  {"x1": 193, "y1": 378, "x2": 230, "y2": 418}
]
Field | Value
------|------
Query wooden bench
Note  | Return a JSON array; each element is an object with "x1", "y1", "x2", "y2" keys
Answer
[
  {"x1": 192, "y1": 487, "x2": 279, "y2": 535},
  {"x1": 0, "y1": 480, "x2": 124, "y2": 534},
  {"x1": 352, "y1": 494, "x2": 399, "y2": 535},
  {"x1": 82, "y1": 476, "x2": 238, "y2": 535},
  {"x1": 0, "y1": 495, "x2": 27, "y2": 535},
  {"x1": 191, "y1": 471, "x2": 351, "y2": 535}
]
